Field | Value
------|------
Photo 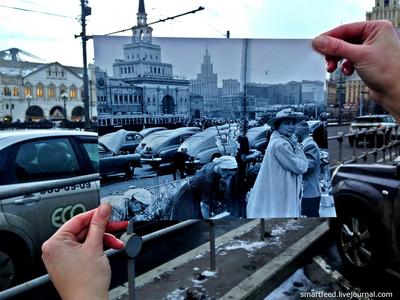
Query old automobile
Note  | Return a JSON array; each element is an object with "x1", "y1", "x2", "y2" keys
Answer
[
  {"x1": 99, "y1": 129, "x2": 143, "y2": 153},
  {"x1": 139, "y1": 127, "x2": 167, "y2": 138},
  {"x1": 348, "y1": 114, "x2": 398, "y2": 147},
  {"x1": 0, "y1": 130, "x2": 100, "y2": 290},
  {"x1": 331, "y1": 162, "x2": 400, "y2": 277},
  {"x1": 136, "y1": 127, "x2": 200, "y2": 168},
  {"x1": 178, "y1": 124, "x2": 272, "y2": 166},
  {"x1": 99, "y1": 131, "x2": 142, "y2": 179}
]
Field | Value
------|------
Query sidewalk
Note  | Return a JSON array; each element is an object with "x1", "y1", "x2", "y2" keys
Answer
[{"x1": 110, "y1": 218, "x2": 329, "y2": 300}]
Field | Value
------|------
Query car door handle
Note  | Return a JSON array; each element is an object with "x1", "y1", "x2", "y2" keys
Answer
[{"x1": 14, "y1": 195, "x2": 41, "y2": 205}]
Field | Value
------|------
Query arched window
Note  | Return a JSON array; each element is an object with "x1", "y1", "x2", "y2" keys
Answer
[
  {"x1": 3, "y1": 87, "x2": 10, "y2": 96},
  {"x1": 48, "y1": 85, "x2": 56, "y2": 98},
  {"x1": 12, "y1": 87, "x2": 19, "y2": 96},
  {"x1": 69, "y1": 86, "x2": 77, "y2": 98},
  {"x1": 24, "y1": 86, "x2": 32, "y2": 97},
  {"x1": 37, "y1": 84, "x2": 44, "y2": 97}
]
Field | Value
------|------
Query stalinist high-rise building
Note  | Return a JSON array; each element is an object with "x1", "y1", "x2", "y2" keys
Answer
[{"x1": 366, "y1": 0, "x2": 400, "y2": 27}]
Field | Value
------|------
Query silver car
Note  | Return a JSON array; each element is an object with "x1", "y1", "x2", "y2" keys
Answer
[{"x1": 0, "y1": 130, "x2": 100, "y2": 290}]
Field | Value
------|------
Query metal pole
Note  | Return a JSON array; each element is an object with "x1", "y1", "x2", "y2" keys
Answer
[
  {"x1": 80, "y1": 0, "x2": 91, "y2": 130},
  {"x1": 260, "y1": 219, "x2": 265, "y2": 241},
  {"x1": 209, "y1": 221, "x2": 216, "y2": 271}
]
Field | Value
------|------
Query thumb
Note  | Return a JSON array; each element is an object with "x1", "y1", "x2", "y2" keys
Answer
[
  {"x1": 312, "y1": 35, "x2": 361, "y2": 63},
  {"x1": 85, "y1": 203, "x2": 111, "y2": 250}
]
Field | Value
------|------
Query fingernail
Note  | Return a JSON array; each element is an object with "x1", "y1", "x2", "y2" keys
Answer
[
  {"x1": 314, "y1": 35, "x2": 329, "y2": 49},
  {"x1": 99, "y1": 203, "x2": 110, "y2": 218}
]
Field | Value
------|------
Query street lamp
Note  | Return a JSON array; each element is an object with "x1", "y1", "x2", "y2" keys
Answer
[
  {"x1": 25, "y1": 95, "x2": 32, "y2": 122},
  {"x1": 61, "y1": 93, "x2": 68, "y2": 121}
]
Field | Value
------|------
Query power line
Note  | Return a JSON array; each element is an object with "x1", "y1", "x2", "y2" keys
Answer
[
  {"x1": 0, "y1": 4, "x2": 75, "y2": 19},
  {"x1": 102, "y1": 6, "x2": 205, "y2": 36}
]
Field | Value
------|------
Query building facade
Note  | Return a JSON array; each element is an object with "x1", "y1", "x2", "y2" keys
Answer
[
  {"x1": 367, "y1": 0, "x2": 400, "y2": 27},
  {"x1": 97, "y1": 0, "x2": 190, "y2": 128},
  {"x1": 0, "y1": 61, "x2": 96, "y2": 123}
]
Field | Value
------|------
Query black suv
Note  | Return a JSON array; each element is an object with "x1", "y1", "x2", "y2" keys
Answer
[{"x1": 331, "y1": 163, "x2": 400, "y2": 276}]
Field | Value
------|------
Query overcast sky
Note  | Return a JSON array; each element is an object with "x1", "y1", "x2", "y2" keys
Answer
[
  {"x1": 0, "y1": 0, "x2": 374, "y2": 67},
  {"x1": 94, "y1": 36, "x2": 325, "y2": 85}
]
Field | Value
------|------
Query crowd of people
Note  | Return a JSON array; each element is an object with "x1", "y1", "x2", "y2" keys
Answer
[{"x1": 40, "y1": 20, "x2": 400, "y2": 299}]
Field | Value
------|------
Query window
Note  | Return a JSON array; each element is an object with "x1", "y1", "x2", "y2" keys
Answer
[
  {"x1": 3, "y1": 87, "x2": 10, "y2": 96},
  {"x1": 384, "y1": 0, "x2": 389, "y2": 7},
  {"x1": 13, "y1": 138, "x2": 81, "y2": 183},
  {"x1": 70, "y1": 87, "x2": 77, "y2": 98},
  {"x1": 12, "y1": 87, "x2": 19, "y2": 96},
  {"x1": 48, "y1": 86, "x2": 56, "y2": 97},
  {"x1": 48, "y1": 70, "x2": 51, "y2": 76},
  {"x1": 37, "y1": 85, "x2": 44, "y2": 97},
  {"x1": 81, "y1": 141, "x2": 98, "y2": 172},
  {"x1": 134, "y1": 95, "x2": 138, "y2": 103},
  {"x1": 24, "y1": 86, "x2": 32, "y2": 96}
]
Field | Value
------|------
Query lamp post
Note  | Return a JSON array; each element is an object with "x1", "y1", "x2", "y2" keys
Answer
[
  {"x1": 25, "y1": 95, "x2": 32, "y2": 122},
  {"x1": 61, "y1": 93, "x2": 68, "y2": 121}
]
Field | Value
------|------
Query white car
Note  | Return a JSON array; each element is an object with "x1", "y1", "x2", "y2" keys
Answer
[{"x1": 0, "y1": 130, "x2": 100, "y2": 290}]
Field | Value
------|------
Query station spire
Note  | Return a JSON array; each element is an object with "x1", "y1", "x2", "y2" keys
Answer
[
  {"x1": 137, "y1": 0, "x2": 147, "y2": 26},
  {"x1": 133, "y1": 0, "x2": 152, "y2": 43}
]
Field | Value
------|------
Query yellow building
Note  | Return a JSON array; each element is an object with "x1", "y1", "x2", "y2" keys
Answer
[{"x1": 366, "y1": 0, "x2": 400, "y2": 27}]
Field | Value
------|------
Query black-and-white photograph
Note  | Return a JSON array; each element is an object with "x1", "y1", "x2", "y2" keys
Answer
[{"x1": 94, "y1": 28, "x2": 334, "y2": 220}]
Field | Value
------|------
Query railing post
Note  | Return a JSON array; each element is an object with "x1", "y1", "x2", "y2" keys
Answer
[
  {"x1": 362, "y1": 130, "x2": 367, "y2": 162},
  {"x1": 208, "y1": 220, "x2": 216, "y2": 271},
  {"x1": 121, "y1": 224, "x2": 143, "y2": 300},
  {"x1": 337, "y1": 132, "x2": 344, "y2": 164},
  {"x1": 382, "y1": 129, "x2": 386, "y2": 162},
  {"x1": 352, "y1": 132, "x2": 357, "y2": 161},
  {"x1": 260, "y1": 219, "x2": 265, "y2": 241}
]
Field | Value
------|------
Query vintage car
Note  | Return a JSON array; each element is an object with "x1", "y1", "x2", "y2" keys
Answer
[
  {"x1": 99, "y1": 129, "x2": 143, "y2": 154},
  {"x1": 331, "y1": 163, "x2": 400, "y2": 276},
  {"x1": 246, "y1": 125, "x2": 271, "y2": 154},
  {"x1": 348, "y1": 114, "x2": 397, "y2": 147},
  {"x1": 99, "y1": 131, "x2": 142, "y2": 179},
  {"x1": 139, "y1": 127, "x2": 167, "y2": 138},
  {"x1": 136, "y1": 128, "x2": 200, "y2": 167},
  {"x1": 0, "y1": 130, "x2": 99, "y2": 290}
]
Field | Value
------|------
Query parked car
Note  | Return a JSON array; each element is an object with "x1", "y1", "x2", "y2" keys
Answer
[
  {"x1": 177, "y1": 124, "x2": 239, "y2": 166},
  {"x1": 137, "y1": 128, "x2": 199, "y2": 167},
  {"x1": 348, "y1": 114, "x2": 397, "y2": 147},
  {"x1": 331, "y1": 162, "x2": 400, "y2": 276},
  {"x1": 246, "y1": 125, "x2": 271, "y2": 154},
  {"x1": 99, "y1": 129, "x2": 143, "y2": 154},
  {"x1": 0, "y1": 130, "x2": 100, "y2": 290},
  {"x1": 99, "y1": 144, "x2": 142, "y2": 179},
  {"x1": 139, "y1": 127, "x2": 167, "y2": 138}
]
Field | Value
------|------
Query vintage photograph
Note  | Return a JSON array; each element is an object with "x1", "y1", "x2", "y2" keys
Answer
[{"x1": 94, "y1": 31, "x2": 334, "y2": 220}]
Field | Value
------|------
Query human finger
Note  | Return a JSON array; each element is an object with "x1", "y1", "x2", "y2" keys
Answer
[
  {"x1": 56, "y1": 209, "x2": 95, "y2": 237},
  {"x1": 103, "y1": 233, "x2": 125, "y2": 249},
  {"x1": 340, "y1": 59, "x2": 355, "y2": 76},
  {"x1": 106, "y1": 221, "x2": 129, "y2": 232},
  {"x1": 85, "y1": 203, "x2": 112, "y2": 251},
  {"x1": 325, "y1": 55, "x2": 340, "y2": 73},
  {"x1": 320, "y1": 21, "x2": 369, "y2": 41},
  {"x1": 312, "y1": 35, "x2": 363, "y2": 63}
]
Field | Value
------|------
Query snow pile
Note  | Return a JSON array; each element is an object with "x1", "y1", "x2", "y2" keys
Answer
[
  {"x1": 264, "y1": 268, "x2": 314, "y2": 300},
  {"x1": 166, "y1": 287, "x2": 188, "y2": 300},
  {"x1": 221, "y1": 240, "x2": 270, "y2": 252},
  {"x1": 270, "y1": 219, "x2": 303, "y2": 237}
]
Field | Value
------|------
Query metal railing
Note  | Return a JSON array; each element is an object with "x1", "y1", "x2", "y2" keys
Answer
[{"x1": 328, "y1": 125, "x2": 400, "y2": 166}]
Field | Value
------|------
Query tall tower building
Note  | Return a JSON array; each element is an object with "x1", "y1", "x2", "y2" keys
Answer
[
  {"x1": 190, "y1": 47, "x2": 220, "y2": 117},
  {"x1": 366, "y1": 0, "x2": 400, "y2": 27}
]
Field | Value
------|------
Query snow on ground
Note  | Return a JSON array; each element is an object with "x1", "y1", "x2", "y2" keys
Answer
[
  {"x1": 165, "y1": 287, "x2": 188, "y2": 300},
  {"x1": 270, "y1": 219, "x2": 303, "y2": 237},
  {"x1": 264, "y1": 268, "x2": 314, "y2": 300}
]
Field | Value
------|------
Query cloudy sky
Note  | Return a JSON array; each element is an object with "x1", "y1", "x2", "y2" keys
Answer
[{"x1": 0, "y1": 0, "x2": 374, "y2": 67}]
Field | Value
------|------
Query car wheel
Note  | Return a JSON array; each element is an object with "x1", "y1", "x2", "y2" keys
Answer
[
  {"x1": 0, "y1": 243, "x2": 30, "y2": 291},
  {"x1": 125, "y1": 162, "x2": 135, "y2": 179},
  {"x1": 335, "y1": 208, "x2": 383, "y2": 277}
]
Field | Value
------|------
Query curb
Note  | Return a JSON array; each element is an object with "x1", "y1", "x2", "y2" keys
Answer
[
  {"x1": 219, "y1": 221, "x2": 330, "y2": 300},
  {"x1": 109, "y1": 219, "x2": 259, "y2": 299}
]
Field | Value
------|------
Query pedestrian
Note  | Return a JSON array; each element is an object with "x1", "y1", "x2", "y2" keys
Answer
[
  {"x1": 247, "y1": 109, "x2": 308, "y2": 218},
  {"x1": 295, "y1": 121, "x2": 321, "y2": 217},
  {"x1": 170, "y1": 155, "x2": 237, "y2": 220},
  {"x1": 171, "y1": 148, "x2": 189, "y2": 180},
  {"x1": 312, "y1": 113, "x2": 328, "y2": 150},
  {"x1": 228, "y1": 122, "x2": 261, "y2": 218}
]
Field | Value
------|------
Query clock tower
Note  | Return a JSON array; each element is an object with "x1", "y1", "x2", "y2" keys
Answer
[{"x1": 132, "y1": 0, "x2": 153, "y2": 43}]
